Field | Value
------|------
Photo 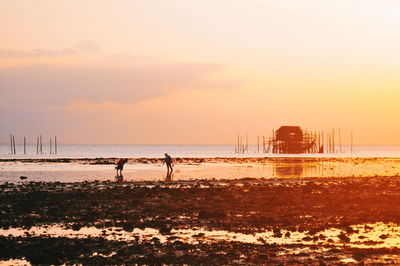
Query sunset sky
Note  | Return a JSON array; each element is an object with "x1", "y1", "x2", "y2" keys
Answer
[{"x1": 1, "y1": 0, "x2": 400, "y2": 145}]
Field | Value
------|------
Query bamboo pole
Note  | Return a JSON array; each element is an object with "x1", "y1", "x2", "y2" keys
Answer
[
  {"x1": 272, "y1": 129, "x2": 275, "y2": 153},
  {"x1": 237, "y1": 133, "x2": 239, "y2": 154},
  {"x1": 50, "y1": 138, "x2": 52, "y2": 154},
  {"x1": 328, "y1": 132, "x2": 331, "y2": 153},
  {"x1": 332, "y1": 128, "x2": 335, "y2": 153},
  {"x1": 55, "y1": 136, "x2": 57, "y2": 154},
  {"x1": 12, "y1": 135, "x2": 16, "y2": 155},
  {"x1": 24, "y1": 137, "x2": 26, "y2": 155},
  {"x1": 257, "y1": 136, "x2": 259, "y2": 153},
  {"x1": 36, "y1": 137, "x2": 39, "y2": 154},
  {"x1": 263, "y1": 136, "x2": 266, "y2": 153},
  {"x1": 339, "y1": 128, "x2": 342, "y2": 153},
  {"x1": 40, "y1": 135, "x2": 42, "y2": 154}
]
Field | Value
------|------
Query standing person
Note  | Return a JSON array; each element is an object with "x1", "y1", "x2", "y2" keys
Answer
[
  {"x1": 116, "y1": 158, "x2": 128, "y2": 177},
  {"x1": 163, "y1": 153, "x2": 173, "y2": 181}
]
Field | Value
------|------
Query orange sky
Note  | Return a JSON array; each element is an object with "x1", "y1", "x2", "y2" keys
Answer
[{"x1": 1, "y1": 0, "x2": 400, "y2": 145}]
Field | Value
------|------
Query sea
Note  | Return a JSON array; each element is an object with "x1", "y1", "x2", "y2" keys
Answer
[
  {"x1": 2, "y1": 144, "x2": 400, "y2": 183},
  {"x1": 2, "y1": 144, "x2": 400, "y2": 159}
]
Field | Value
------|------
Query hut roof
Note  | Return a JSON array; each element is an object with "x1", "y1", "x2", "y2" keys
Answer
[{"x1": 276, "y1": 126, "x2": 303, "y2": 141}]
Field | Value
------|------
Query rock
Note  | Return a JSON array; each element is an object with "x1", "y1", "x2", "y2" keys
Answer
[
  {"x1": 338, "y1": 232, "x2": 350, "y2": 242},
  {"x1": 379, "y1": 234, "x2": 389, "y2": 240},
  {"x1": 19, "y1": 176, "x2": 28, "y2": 180}
]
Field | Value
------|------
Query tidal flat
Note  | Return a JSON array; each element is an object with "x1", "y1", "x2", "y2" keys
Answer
[{"x1": 2, "y1": 176, "x2": 400, "y2": 264}]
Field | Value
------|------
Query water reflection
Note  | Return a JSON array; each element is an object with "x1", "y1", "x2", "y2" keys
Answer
[
  {"x1": 2, "y1": 157, "x2": 400, "y2": 182},
  {"x1": 274, "y1": 164, "x2": 303, "y2": 177},
  {"x1": 1, "y1": 222, "x2": 400, "y2": 249}
]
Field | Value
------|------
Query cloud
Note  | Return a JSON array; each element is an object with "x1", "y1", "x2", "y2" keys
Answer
[
  {"x1": 0, "y1": 49, "x2": 243, "y2": 143},
  {"x1": 0, "y1": 48, "x2": 80, "y2": 59},
  {"x1": 0, "y1": 40, "x2": 102, "y2": 59},
  {"x1": 0, "y1": 59, "x2": 239, "y2": 106}
]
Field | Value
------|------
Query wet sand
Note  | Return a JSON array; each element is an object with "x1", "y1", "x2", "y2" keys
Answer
[{"x1": 2, "y1": 176, "x2": 400, "y2": 264}]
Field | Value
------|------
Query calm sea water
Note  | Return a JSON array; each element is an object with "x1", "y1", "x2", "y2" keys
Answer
[
  {"x1": 2, "y1": 144, "x2": 400, "y2": 183},
  {"x1": 1, "y1": 144, "x2": 400, "y2": 159}
]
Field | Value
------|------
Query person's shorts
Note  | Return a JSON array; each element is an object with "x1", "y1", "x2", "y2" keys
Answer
[{"x1": 116, "y1": 165, "x2": 123, "y2": 170}]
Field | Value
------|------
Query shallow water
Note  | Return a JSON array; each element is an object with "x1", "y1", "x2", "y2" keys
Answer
[
  {"x1": 1, "y1": 157, "x2": 400, "y2": 183},
  {"x1": 0, "y1": 258, "x2": 31, "y2": 266},
  {"x1": 3, "y1": 144, "x2": 400, "y2": 159},
  {"x1": 1, "y1": 222, "x2": 399, "y2": 249}
]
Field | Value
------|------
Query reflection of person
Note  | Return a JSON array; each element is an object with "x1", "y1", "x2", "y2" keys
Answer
[
  {"x1": 163, "y1": 153, "x2": 173, "y2": 181},
  {"x1": 116, "y1": 158, "x2": 128, "y2": 177}
]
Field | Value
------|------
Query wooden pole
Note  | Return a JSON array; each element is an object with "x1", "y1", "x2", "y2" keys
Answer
[
  {"x1": 24, "y1": 137, "x2": 26, "y2": 155},
  {"x1": 237, "y1": 133, "x2": 240, "y2": 154},
  {"x1": 257, "y1": 135, "x2": 260, "y2": 153},
  {"x1": 339, "y1": 128, "x2": 342, "y2": 153},
  {"x1": 263, "y1": 136, "x2": 266, "y2": 153},
  {"x1": 50, "y1": 138, "x2": 52, "y2": 154},
  {"x1": 328, "y1": 132, "x2": 331, "y2": 153},
  {"x1": 272, "y1": 129, "x2": 275, "y2": 153},
  {"x1": 12, "y1": 135, "x2": 16, "y2": 155},
  {"x1": 40, "y1": 135, "x2": 42, "y2": 154},
  {"x1": 332, "y1": 128, "x2": 335, "y2": 153},
  {"x1": 55, "y1": 136, "x2": 57, "y2": 154},
  {"x1": 36, "y1": 137, "x2": 39, "y2": 154}
]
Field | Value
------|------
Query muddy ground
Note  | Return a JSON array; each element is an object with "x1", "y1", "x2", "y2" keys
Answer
[{"x1": 2, "y1": 176, "x2": 400, "y2": 264}]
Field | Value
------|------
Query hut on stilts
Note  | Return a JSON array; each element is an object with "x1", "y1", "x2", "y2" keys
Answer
[{"x1": 271, "y1": 126, "x2": 322, "y2": 154}]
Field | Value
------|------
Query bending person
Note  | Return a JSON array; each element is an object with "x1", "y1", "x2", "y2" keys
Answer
[
  {"x1": 116, "y1": 158, "x2": 128, "y2": 177},
  {"x1": 163, "y1": 153, "x2": 173, "y2": 180}
]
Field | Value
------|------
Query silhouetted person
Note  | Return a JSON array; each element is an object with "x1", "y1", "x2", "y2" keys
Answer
[
  {"x1": 116, "y1": 158, "x2": 128, "y2": 177},
  {"x1": 163, "y1": 153, "x2": 173, "y2": 181}
]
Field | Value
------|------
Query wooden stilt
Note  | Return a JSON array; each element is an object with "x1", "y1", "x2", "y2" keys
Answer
[
  {"x1": 12, "y1": 135, "x2": 16, "y2": 155},
  {"x1": 237, "y1": 133, "x2": 240, "y2": 154},
  {"x1": 263, "y1": 136, "x2": 266, "y2": 153}
]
